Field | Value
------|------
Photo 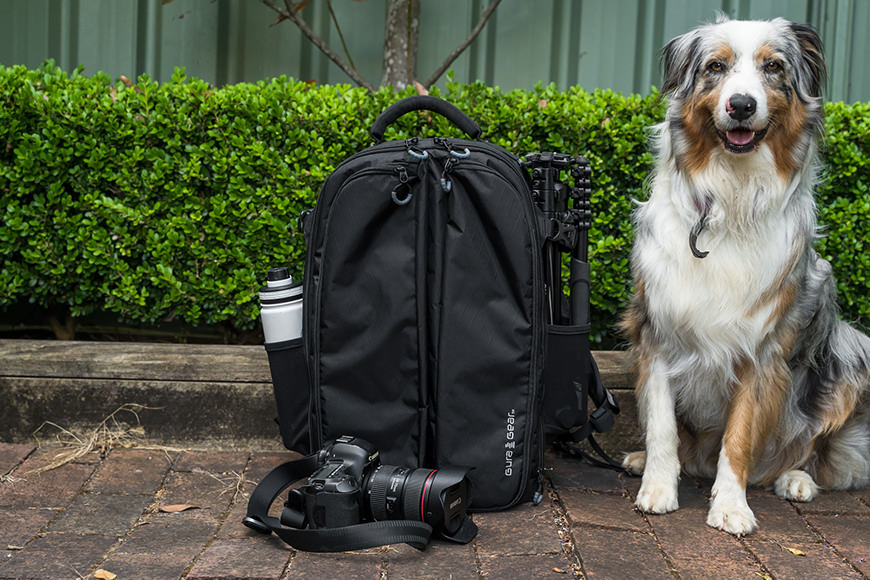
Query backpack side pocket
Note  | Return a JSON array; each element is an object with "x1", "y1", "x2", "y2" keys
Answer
[{"x1": 266, "y1": 337, "x2": 310, "y2": 454}]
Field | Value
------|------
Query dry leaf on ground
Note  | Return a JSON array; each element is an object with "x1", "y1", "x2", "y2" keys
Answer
[{"x1": 159, "y1": 504, "x2": 200, "y2": 513}]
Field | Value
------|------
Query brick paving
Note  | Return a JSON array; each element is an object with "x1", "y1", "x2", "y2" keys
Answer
[{"x1": 1, "y1": 442, "x2": 867, "y2": 580}]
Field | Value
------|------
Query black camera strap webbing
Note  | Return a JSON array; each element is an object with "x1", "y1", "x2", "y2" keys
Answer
[
  {"x1": 243, "y1": 455, "x2": 435, "y2": 552},
  {"x1": 244, "y1": 454, "x2": 319, "y2": 525},
  {"x1": 272, "y1": 518, "x2": 434, "y2": 552}
]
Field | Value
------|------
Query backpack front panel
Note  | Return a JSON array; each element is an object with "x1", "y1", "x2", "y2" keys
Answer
[
  {"x1": 431, "y1": 159, "x2": 543, "y2": 509},
  {"x1": 311, "y1": 159, "x2": 426, "y2": 467}
]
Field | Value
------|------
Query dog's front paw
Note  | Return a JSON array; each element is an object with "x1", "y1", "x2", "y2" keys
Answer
[
  {"x1": 622, "y1": 450, "x2": 646, "y2": 475},
  {"x1": 706, "y1": 496, "x2": 757, "y2": 536},
  {"x1": 774, "y1": 470, "x2": 819, "y2": 502},
  {"x1": 635, "y1": 475, "x2": 679, "y2": 514}
]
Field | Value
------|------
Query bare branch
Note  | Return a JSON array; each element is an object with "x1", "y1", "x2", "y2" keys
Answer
[
  {"x1": 422, "y1": 0, "x2": 502, "y2": 88},
  {"x1": 326, "y1": 0, "x2": 358, "y2": 73},
  {"x1": 260, "y1": 0, "x2": 375, "y2": 91}
]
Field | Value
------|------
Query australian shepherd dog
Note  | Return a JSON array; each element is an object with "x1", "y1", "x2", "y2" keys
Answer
[{"x1": 620, "y1": 15, "x2": 870, "y2": 535}]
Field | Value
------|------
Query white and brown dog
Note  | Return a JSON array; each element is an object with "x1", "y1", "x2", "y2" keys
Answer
[{"x1": 621, "y1": 15, "x2": 870, "y2": 535}]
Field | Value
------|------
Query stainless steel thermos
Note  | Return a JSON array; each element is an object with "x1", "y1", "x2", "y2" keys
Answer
[
  {"x1": 259, "y1": 266, "x2": 309, "y2": 453},
  {"x1": 259, "y1": 266, "x2": 303, "y2": 343}
]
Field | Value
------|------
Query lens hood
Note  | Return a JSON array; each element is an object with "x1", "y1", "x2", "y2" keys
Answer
[{"x1": 417, "y1": 467, "x2": 471, "y2": 535}]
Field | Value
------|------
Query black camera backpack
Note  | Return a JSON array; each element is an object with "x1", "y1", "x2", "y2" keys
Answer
[{"x1": 262, "y1": 96, "x2": 619, "y2": 514}]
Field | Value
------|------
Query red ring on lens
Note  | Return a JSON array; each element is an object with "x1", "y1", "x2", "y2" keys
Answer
[{"x1": 420, "y1": 470, "x2": 438, "y2": 521}]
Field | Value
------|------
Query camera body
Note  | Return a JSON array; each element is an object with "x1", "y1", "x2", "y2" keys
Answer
[{"x1": 282, "y1": 435, "x2": 471, "y2": 537}]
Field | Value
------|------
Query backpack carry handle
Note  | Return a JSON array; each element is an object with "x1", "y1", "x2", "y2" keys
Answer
[{"x1": 370, "y1": 96, "x2": 482, "y2": 143}]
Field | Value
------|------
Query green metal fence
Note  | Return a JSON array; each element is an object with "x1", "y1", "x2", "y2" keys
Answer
[{"x1": 0, "y1": 0, "x2": 867, "y2": 102}]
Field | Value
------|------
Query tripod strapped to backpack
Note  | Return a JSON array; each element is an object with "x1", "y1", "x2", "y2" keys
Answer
[
  {"x1": 523, "y1": 152, "x2": 621, "y2": 467},
  {"x1": 524, "y1": 152, "x2": 593, "y2": 326}
]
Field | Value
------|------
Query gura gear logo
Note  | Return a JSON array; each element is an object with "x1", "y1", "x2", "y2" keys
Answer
[{"x1": 504, "y1": 409, "x2": 516, "y2": 476}]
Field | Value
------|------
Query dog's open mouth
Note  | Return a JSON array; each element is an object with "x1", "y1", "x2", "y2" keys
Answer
[{"x1": 716, "y1": 126, "x2": 768, "y2": 153}]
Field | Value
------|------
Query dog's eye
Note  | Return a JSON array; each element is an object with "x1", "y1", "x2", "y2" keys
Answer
[
  {"x1": 707, "y1": 61, "x2": 726, "y2": 73},
  {"x1": 764, "y1": 61, "x2": 783, "y2": 74}
]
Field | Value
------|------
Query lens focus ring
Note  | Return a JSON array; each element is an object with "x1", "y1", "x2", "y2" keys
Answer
[{"x1": 368, "y1": 465, "x2": 395, "y2": 521}]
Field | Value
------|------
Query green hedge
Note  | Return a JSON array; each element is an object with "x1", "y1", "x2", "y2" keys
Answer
[{"x1": 1, "y1": 63, "x2": 868, "y2": 346}]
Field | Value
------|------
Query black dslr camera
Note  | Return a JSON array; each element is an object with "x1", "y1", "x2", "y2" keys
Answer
[{"x1": 281, "y1": 436, "x2": 473, "y2": 539}]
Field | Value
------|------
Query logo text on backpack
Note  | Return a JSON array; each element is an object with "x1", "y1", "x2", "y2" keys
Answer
[{"x1": 504, "y1": 409, "x2": 516, "y2": 477}]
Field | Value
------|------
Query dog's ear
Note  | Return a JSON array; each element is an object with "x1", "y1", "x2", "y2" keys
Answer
[
  {"x1": 789, "y1": 22, "x2": 827, "y2": 98},
  {"x1": 661, "y1": 32, "x2": 703, "y2": 99}
]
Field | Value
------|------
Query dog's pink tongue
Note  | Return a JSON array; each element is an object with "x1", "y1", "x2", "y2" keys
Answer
[{"x1": 727, "y1": 129, "x2": 755, "y2": 146}]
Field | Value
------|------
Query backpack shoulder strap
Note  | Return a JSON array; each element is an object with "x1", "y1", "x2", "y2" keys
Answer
[
  {"x1": 587, "y1": 356, "x2": 620, "y2": 434},
  {"x1": 561, "y1": 357, "x2": 625, "y2": 471}
]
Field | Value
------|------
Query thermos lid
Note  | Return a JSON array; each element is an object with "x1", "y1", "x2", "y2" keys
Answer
[
  {"x1": 260, "y1": 266, "x2": 303, "y2": 301},
  {"x1": 267, "y1": 266, "x2": 291, "y2": 281}
]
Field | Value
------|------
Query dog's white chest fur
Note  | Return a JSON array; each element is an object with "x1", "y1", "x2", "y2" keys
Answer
[{"x1": 636, "y1": 160, "x2": 800, "y2": 360}]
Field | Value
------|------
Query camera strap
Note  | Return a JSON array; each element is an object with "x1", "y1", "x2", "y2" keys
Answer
[{"x1": 243, "y1": 454, "x2": 437, "y2": 552}]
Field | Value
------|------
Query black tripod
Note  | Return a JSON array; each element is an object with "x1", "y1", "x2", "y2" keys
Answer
[
  {"x1": 522, "y1": 152, "x2": 592, "y2": 327},
  {"x1": 522, "y1": 152, "x2": 622, "y2": 470}
]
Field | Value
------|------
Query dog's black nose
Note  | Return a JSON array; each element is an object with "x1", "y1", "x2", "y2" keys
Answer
[{"x1": 727, "y1": 94, "x2": 756, "y2": 120}]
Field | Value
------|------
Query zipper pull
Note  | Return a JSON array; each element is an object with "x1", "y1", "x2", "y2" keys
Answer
[
  {"x1": 435, "y1": 137, "x2": 471, "y2": 159},
  {"x1": 532, "y1": 469, "x2": 544, "y2": 505},
  {"x1": 396, "y1": 165, "x2": 409, "y2": 184},
  {"x1": 441, "y1": 157, "x2": 455, "y2": 192},
  {"x1": 433, "y1": 138, "x2": 469, "y2": 192},
  {"x1": 391, "y1": 165, "x2": 413, "y2": 206},
  {"x1": 406, "y1": 138, "x2": 428, "y2": 160}
]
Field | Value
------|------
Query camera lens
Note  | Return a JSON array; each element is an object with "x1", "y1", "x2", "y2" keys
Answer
[
  {"x1": 365, "y1": 465, "x2": 469, "y2": 535},
  {"x1": 368, "y1": 465, "x2": 412, "y2": 521}
]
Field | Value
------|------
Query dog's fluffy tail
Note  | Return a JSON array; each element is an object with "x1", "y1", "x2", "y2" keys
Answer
[{"x1": 804, "y1": 319, "x2": 870, "y2": 489}]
